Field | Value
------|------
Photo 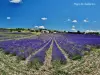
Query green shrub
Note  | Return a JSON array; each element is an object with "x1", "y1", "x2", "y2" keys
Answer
[
  {"x1": 27, "y1": 58, "x2": 42, "y2": 70},
  {"x1": 84, "y1": 51, "x2": 90, "y2": 55},
  {"x1": 72, "y1": 55, "x2": 82, "y2": 60},
  {"x1": 4, "y1": 51, "x2": 10, "y2": 55},
  {"x1": 52, "y1": 70, "x2": 69, "y2": 75},
  {"x1": 0, "y1": 69, "x2": 7, "y2": 75},
  {"x1": 11, "y1": 52, "x2": 16, "y2": 56},
  {"x1": 52, "y1": 60, "x2": 62, "y2": 70},
  {"x1": 16, "y1": 56, "x2": 26, "y2": 63}
]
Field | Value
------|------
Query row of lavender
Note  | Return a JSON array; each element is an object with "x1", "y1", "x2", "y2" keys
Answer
[
  {"x1": 29, "y1": 40, "x2": 67, "y2": 63},
  {"x1": 55, "y1": 33, "x2": 100, "y2": 59},
  {"x1": 52, "y1": 41, "x2": 66, "y2": 63},
  {"x1": 0, "y1": 33, "x2": 100, "y2": 64},
  {"x1": 29, "y1": 40, "x2": 52, "y2": 64},
  {"x1": 0, "y1": 34, "x2": 67, "y2": 64},
  {"x1": 0, "y1": 39, "x2": 49, "y2": 59},
  {"x1": 64, "y1": 34, "x2": 100, "y2": 46},
  {"x1": 0, "y1": 34, "x2": 52, "y2": 60}
]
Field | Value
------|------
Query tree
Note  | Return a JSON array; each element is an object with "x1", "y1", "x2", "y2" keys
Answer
[{"x1": 77, "y1": 30, "x2": 81, "y2": 34}]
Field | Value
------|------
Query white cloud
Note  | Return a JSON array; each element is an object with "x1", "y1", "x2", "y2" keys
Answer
[
  {"x1": 85, "y1": 30, "x2": 98, "y2": 33},
  {"x1": 72, "y1": 20, "x2": 77, "y2": 23},
  {"x1": 34, "y1": 26, "x2": 45, "y2": 29},
  {"x1": 72, "y1": 25, "x2": 75, "y2": 28},
  {"x1": 64, "y1": 18, "x2": 71, "y2": 23},
  {"x1": 71, "y1": 28, "x2": 77, "y2": 32},
  {"x1": 38, "y1": 26, "x2": 45, "y2": 29},
  {"x1": 7, "y1": 17, "x2": 11, "y2": 20},
  {"x1": 41, "y1": 17, "x2": 47, "y2": 20},
  {"x1": 9, "y1": 0, "x2": 22, "y2": 3},
  {"x1": 67, "y1": 19, "x2": 71, "y2": 21},
  {"x1": 34, "y1": 26, "x2": 38, "y2": 28},
  {"x1": 71, "y1": 25, "x2": 77, "y2": 32},
  {"x1": 71, "y1": 28, "x2": 76, "y2": 31},
  {"x1": 84, "y1": 19, "x2": 89, "y2": 23}
]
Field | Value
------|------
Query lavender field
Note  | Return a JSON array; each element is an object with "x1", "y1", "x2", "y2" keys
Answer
[{"x1": 0, "y1": 32, "x2": 100, "y2": 75}]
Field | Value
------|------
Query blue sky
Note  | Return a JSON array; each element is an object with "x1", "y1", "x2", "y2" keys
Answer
[{"x1": 0, "y1": 0, "x2": 100, "y2": 31}]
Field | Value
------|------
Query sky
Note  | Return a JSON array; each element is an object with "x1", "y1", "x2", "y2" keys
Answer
[{"x1": 0, "y1": 0, "x2": 100, "y2": 31}]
